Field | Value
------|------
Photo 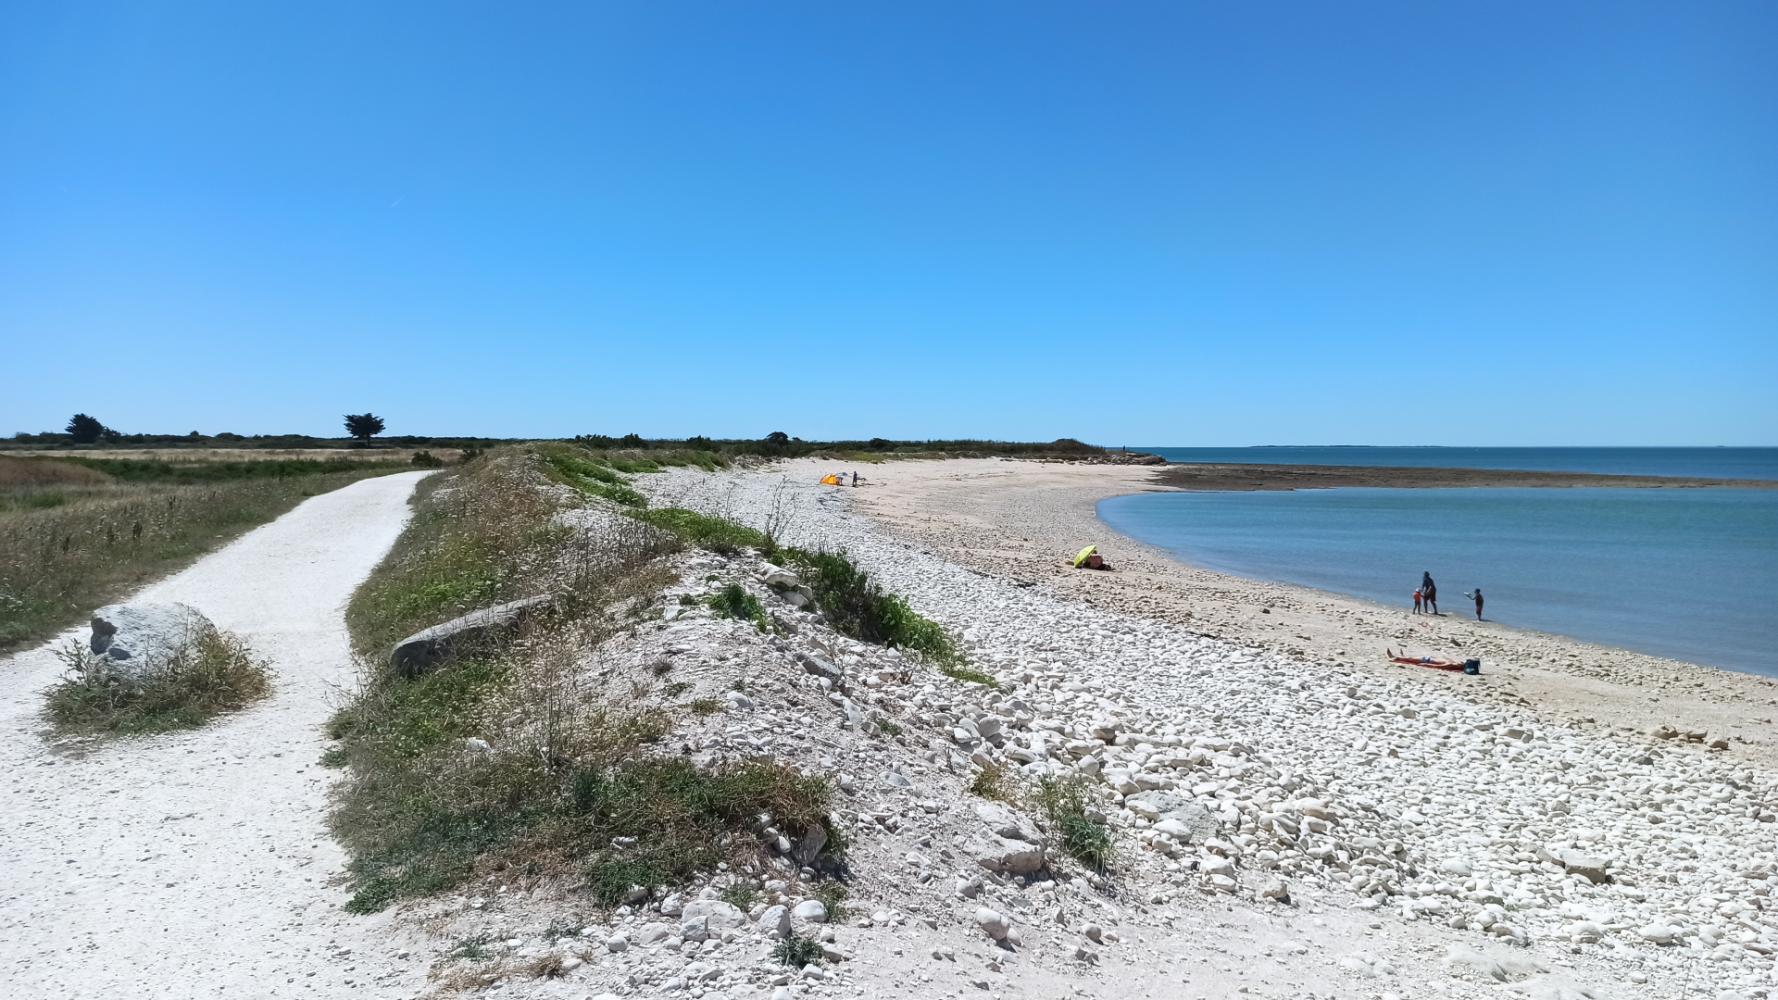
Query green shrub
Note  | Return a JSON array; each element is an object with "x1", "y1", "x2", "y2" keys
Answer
[{"x1": 44, "y1": 627, "x2": 271, "y2": 735}]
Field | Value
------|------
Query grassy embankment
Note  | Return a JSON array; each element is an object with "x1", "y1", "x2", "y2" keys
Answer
[
  {"x1": 329, "y1": 442, "x2": 989, "y2": 914},
  {"x1": 327, "y1": 447, "x2": 842, "y2": 914},
  {"x1": 0, "y1": 454, "x2": 409, "y2": 650}
]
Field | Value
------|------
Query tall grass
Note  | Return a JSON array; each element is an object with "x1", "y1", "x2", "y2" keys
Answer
[{"x1": 0, "y1": 465, "x2": 397, "y2": 650}]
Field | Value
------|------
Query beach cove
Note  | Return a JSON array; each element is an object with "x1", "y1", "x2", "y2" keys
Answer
[{"x1": 839, "y1": 457, "x2": 1778, "y2": 767}]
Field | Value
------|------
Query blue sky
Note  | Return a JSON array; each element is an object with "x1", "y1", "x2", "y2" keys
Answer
[{"x1": 3, "y1": 2, "x2": 1774, "y2": 445}]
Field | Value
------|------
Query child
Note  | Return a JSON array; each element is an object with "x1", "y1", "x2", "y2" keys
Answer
[{"x1": 1413, "y1": 589, "x2": 1423, "y2": 614}]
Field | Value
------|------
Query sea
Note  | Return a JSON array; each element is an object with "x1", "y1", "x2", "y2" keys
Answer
[{"x1": 1097, "y1": 448, "x2": 1778, "y2": 677}]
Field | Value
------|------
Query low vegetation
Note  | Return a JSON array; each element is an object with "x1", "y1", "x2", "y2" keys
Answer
[
  {"x1": 0, "y1": 454, "x2": 401, "y2": 650},
  {"x1": 44, "y1": 626, "x2": 271, "y2": 735},
  {"x1": 329, "y1": 447, "x2": 840, "y2": 914},
  {"x1": 773, "y1": 933, "x2": 825, "y2": 967},
  {"x1": 707, "y1": 583, "x2": 770, "y2": 632},
  {"x1": 1035, "y1": 775, "x2": 1115, "y2": 871},
  {"x1": 631, "y1": 507, "x2": 769, "y2": 555},
  {"x1": 781, "y1": 548, "x2": 988, "y2": 686}
]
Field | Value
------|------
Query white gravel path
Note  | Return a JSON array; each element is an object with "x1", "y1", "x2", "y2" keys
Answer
[{"x1": 0, "y1": 471, "x2": 432, "y2": 1000}]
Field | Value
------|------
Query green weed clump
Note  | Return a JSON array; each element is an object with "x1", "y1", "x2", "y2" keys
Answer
[
  {"x1": 707, "y1": 583, "x2": 770, "y2": 632},
  {"x1": 44, "y1": 627, "x2": 271, "y2": 735},
  {"x1": 773, "y1": 933, "x2": 824, "y2": 967},
  {"x1": 781, "y1": 549, "x2": 983, "y2": 683},
  {"x1": 1034, "y1": 776, "x2": 1114, "y2": 871},
  {"x1": 631, "y1": 508, "x2": 769, "y2": 556}
]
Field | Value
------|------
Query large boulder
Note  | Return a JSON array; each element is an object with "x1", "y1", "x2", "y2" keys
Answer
[
  {"x1": 389, "y1": 594, "x2": 554, "y2": 677},
  {"x1": 968, "y1": 802, "x2": 1047, "y2": 875},
  {"x1": 87, "y1": 603, "x2": 215, "y2": 681}
]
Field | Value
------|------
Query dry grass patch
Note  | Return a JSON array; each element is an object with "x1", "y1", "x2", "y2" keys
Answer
[{"x1": 44, "y1": 627, "x2": 271, "y2": 736}]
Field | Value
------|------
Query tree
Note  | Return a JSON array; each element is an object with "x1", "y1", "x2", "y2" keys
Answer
[
  {"x1": 344, "y1": 413, "x2": 386, "y2": 443},
  {"x1": 764, "y1": 431, "x2": 790, "y2": 446},
  {"x1": 66, "y1": 413, "x2": 107, "y2": 444}
]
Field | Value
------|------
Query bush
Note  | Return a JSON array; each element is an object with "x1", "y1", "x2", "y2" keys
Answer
[
  {"x1": 44, "y1": 627, "x2": 270, "y2": 735},
  {"x1": 411, "y1": 450, "x2": 445, "y2": 468}
]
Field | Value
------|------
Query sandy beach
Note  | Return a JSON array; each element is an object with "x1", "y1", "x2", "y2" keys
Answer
[{"x1": 841, "y1": 458, "x2": 1778, "y2": 767}]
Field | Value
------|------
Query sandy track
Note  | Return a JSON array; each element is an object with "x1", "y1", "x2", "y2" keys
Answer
[{"x1": 0, "y1": 471, "x2": 431, "y2": 1000}]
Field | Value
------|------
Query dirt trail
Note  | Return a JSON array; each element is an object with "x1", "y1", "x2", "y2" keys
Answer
[{"x1": 0, "y1": 471, "x2": 431, "y2": 1000}]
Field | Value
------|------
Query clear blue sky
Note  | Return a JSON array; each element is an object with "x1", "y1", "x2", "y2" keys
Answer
[{"x1": 3, "y1": 2, "x2": 1774, "y2": 445}]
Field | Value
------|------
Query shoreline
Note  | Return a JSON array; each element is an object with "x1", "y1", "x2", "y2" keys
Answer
[
  {"x1": 838, "y1": 457, "x2": 1778, "y2": 767},
  {"x1": 1151, "y1": 461, "x2": 1778, "y2": 490}
]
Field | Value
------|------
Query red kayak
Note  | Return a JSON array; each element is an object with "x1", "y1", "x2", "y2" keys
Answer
[{"x1": 1386, "y1": 649, "x2": 1481, "y2": 674}]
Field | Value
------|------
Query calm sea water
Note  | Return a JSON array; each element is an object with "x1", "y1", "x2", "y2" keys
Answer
[
  {"x1": 1135, "y1": 446, "x2": 1778, "y2": 481},
  {"x1": 1097, "y1": 487, "x2": 1778, "y2": 677}
]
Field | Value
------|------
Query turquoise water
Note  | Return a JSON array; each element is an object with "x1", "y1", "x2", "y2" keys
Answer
[
  {"x1": 1135, "y1": 446, "x2": 1778, "y2": 481},
  {"x1": 1097, "y1": 487, "x2": 1778, "y2": 677}
]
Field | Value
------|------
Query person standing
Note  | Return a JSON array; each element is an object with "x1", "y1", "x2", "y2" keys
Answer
[
  {"x1": 1412, "y1": 589, "x2": 1422, "y2": 614},
  {"x1": 1474, "y1": 588, "x2": 1484, "y2": 620},
  {"x1": 1421, "y1": 571, "x2": 1439, "y2": 615}
]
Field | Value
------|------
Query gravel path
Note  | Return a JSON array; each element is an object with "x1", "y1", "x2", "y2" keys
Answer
[{"x1": 0, "y1": 471, "x2": 432, "y2": 1000}]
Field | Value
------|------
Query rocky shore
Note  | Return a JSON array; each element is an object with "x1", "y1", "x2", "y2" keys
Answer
[{"x1": 519, "y1": 459, "x2": 1775, "y2": 1000}]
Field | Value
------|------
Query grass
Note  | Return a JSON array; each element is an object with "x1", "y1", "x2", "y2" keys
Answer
[
  {"x1": 780, "y1": 549, "x2": 985, "y2": 684},
  {"x1": 969, "y1": 761, "x2": 1016, "y2": 802},
  {"x1": 330, "y1": 447, "x2": 839, "y2": 915},
  {"x1": 630, "y1": 507, "x2": 769, "y2": 556},
  {"x1": 44, "y1": 626, "x2": 271, "y2": 735},
  {"x1": 1034, "y1": 776, "x2": 1115, "y2": 871},
  {"x1": 773, "y1": 933, "x2": 825, "y2": 967},
  {"x1": 59, "y1": 456, "x2": 405, "y2": 483},
  {"x1": 707, "y1": 583, "x2": 770, "y2": 632},
  {"x1": 811, "y1": 881, "x2": 851, "y2": 923},
  {"x1": 343, "y1": 454, "x2": 579, "y2": 657},
  {"x1": 0, "y1": 461, "x2": 399, "y2": 651},
  {"x1": 718, "y1": 881, "x2": 760, "y2": 910},
  {"x1": 537, "y1": 446, "x2": 647, "y2": 508}
]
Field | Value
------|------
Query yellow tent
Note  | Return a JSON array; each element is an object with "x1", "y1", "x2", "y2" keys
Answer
[
  {"x1": 1072, "y1": 545, "x2": 1097, "y2": 568},
  {"x1": 819, "y1": 474, "x2": 841, "y2": 486}
]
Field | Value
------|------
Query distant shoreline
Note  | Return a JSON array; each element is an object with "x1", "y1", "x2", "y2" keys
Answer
[{"x1": 1149, "y1": 462, "x2": 1778, "y2": 491}]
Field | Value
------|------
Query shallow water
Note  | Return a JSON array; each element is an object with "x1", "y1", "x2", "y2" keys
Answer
[
  {"x1": 1135, "y1": 446, "x2": 1778, "y2": 481},
  {"x1": 1098, "y1": 487, "x2": 1778, "y2": 677}
]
